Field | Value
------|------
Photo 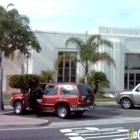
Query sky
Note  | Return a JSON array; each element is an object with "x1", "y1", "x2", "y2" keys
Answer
[{"x1": 1, "y1": 0, "x2": 140, "y2": 33}]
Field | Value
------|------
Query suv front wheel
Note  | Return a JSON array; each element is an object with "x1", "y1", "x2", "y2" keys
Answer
[
  {"x1": 57, "y1": 104, "x2": 70, "y2": 119},
  {"x1": 14, "y1": 101, "x2": 23, "y2": 114},
  {"x1": 121, "y1": 98, "x2": 133, "y2": 109}
]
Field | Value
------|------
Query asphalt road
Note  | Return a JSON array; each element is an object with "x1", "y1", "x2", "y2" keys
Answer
[
  {"x1": 0, "y1": 122, "x2": 140, "y2": 140},
  {"x1": 10, "y1": 104, "x2": 140, "y2": 123},
  {"x1": 1, "y1": 105, "x2": 140, "y2": 140}
]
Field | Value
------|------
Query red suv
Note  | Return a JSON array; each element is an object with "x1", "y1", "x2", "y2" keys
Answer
[{"x1": 10, "y1": 83, "x2": 95, "y2": 119}]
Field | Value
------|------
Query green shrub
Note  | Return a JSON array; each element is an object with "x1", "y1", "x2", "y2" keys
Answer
[
  {"x1": 79, "y1": 70, "x2": 110, "y2": 94},
  {"x1": 9, "y1": 74, "x2": 40, "y2": 90}
]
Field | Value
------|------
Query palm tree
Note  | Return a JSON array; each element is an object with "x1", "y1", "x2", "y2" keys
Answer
[
  {"x1": 65, "y1": 34, "x2": 116, "y2": 83},
  {"x1": 39, "y1": 69, "x2": 56, "y2": 83},
  {"x1": 79, "y1": 70, "x2": 110, "y2": 94},
  {"x1": 88, "y1": 70, "x2": 110, "y2": 94}
]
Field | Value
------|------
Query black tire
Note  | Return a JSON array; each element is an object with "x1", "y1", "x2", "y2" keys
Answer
[
  {"x1": 74, "y1": 111, "x2": 84, "y2": 116},
  {"x1": 121, "y1": 98, "x2": 133, "y2": 109},
  {"x1": 14, "y1": 102, "x2": 23, "y2": 115},
  {"x1": 57, "y1": 104, "x2": 70, "y2": 119}
]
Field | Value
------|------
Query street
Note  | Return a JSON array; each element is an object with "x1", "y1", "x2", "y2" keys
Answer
[
  {"x1": 1, "y1": 104, "x2": 140, "y2": 140},
  {"x1": 8, "y1": 104, "x2": 140, "y2": 123},
  {"x1": 0, "y1": 122, "x2": 140, "y2": 140}
]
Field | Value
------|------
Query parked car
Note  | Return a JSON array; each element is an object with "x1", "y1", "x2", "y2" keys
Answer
[
  {"x1": 10, "y1": 83, "x2": 95, "y2": 119},
  {"x1": 116, "y1": 83, "x2": 140, "y2": 109}
]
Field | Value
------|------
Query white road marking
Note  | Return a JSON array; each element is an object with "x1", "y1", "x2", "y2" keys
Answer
[
  {"x1": 84, "y1": 134, "x2": 128, "y2": 139},
  {"x1": 60, "y1": 129, "x2": 73, "y2": 133},
  {"x1": 83, "y1": 127, "x2": 100, "y2": 131},
  {"x1": 60, "y1": 127, "x2": 130, "y2": 140},
  {"x1": 69, "y1": 137, "x2": 85, "y2": 140},
  {"x1": 112, "y1": 138, "x2": 128, "y2": 140},
  {"x1": 65, "y1": 133, "x2": 79, "y2": 136},
  {"x1": 117, "y1": 129, "x2": 128, "y2": 132}
]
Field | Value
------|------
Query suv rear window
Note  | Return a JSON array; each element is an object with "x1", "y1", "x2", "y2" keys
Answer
[
  {"x1": 78, "y1": 84, "x2": 94, "y2": 96},
  {"x1": 60, "y1": 85, "x2": 78, "y2": 95}
]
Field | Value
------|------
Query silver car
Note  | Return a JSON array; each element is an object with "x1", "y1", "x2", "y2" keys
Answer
[{"x1": 116, "y1": 84, "x2": 140, "y2": 109}]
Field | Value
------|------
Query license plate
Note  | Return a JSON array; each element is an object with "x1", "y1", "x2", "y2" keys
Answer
[{"x1": 87, "y1": 99, "x2": 90, "y2": 103}]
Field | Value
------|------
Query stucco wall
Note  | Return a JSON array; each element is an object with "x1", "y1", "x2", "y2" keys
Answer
[{"x1": 3, "y1": 27, "x2": 140, "y2": 93}]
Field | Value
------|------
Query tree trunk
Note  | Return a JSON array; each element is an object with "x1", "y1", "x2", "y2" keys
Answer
[
  {"x1": 94, "y1": 84, "x2": 98, "y2": 94},
  {"x1": 84, "y1": 66, "x2": 89, "y2": 84}
]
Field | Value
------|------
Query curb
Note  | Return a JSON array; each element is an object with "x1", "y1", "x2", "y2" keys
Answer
[
  {"x1": 0, "y1": 120, "x2": 51, "y2": 129},
  {"x1": 95, "y1": 102, "x2": 119, "y2": 107}
]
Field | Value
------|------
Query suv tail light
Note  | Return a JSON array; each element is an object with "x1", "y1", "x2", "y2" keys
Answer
[{"x1": 77, "y1": 97, "x2": 82, "y2": 104}]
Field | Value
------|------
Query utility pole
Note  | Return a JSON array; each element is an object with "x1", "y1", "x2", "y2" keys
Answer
[{"x1": 0, "y1": 51, "x2": 4, "y2": 110}]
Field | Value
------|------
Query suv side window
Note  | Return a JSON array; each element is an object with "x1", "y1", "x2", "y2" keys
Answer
[
  {"x1": 136, "y1": 85, "x2": 140, "y2": 92},
  {"x1": 60, "y1": 85, "x2": 77, "y2": 95},
  {"x1": 44, "y1": 85, "x2": 58, "y2": 95}
]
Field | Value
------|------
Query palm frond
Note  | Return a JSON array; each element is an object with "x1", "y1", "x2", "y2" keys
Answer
[
  {"x1": 65, "y1": 37, "x2": 84, "y2": 49},
  {"x1": 7, "y1": 3, "x2": 14, "y2": 10},
  {"x1": 86, "y1": 34, "x2": 101, "y2": 47},
  {"x1": 98, "y1": 52, "x2": 116, "y2": 68}
]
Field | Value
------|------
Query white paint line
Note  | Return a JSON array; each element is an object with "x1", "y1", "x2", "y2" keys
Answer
[
  {"x1": 65, "y1": 133, "x2": 79, "y2": 136},
  {"x1": 60, "y1": 129, "x2": 73, "y2": 133},
  {"x1": 83, "y1": 127, "x2": 100, "y2": 131},
  {"x1": 71, "y1": 127, "x2": 83, "y2": 130},
  {"x1": 100, "y1": 127, "x2": 124, "y2": 131},
  {"x1": 81, "y1": 133, "x2": 101, "y2": 136},
  {"x1": 69, "y1": 136, "x2": 85, "y2": 140},
  {"x1": 74, "y1": 130, "x2": 92, "y2": 133},
  {"x1": 84, "y1": 134, "x2": 128, "y2": 139},
  {"x1": 117, "y1": 129, "x2": 129, "y2": 132},
  {"x1": 102, "y1": 131, "x2": 126, "y2": 135},
  {"x1": 112, "y1": 138, "x2": 128, "y2": 140},
  {"x1": 74, "y1": 130, "x2": 98, "y2": 134}
]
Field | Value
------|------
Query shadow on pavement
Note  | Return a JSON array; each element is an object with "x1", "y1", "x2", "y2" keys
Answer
[{"x1": 2, "y1": 105, "x2": 140, "y2": 123}]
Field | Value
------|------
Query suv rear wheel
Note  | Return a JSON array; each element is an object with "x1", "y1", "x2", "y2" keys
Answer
[
  {"x1": 121, "y1": 98, "x2": 133, "y2": 109},
  {"x1": 14, "y1": 102, "x2": 23, "y2": 114},
  {"x1": 57, "y1": 104, "x2": 70, "y2": 119}
]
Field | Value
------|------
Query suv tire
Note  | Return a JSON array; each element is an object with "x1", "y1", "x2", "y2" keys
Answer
[
  {"x1": 121, "y1": 98, "x2": 132, "y2": 109},
  {"x1": 14, "y1": 102, "x2": 23, "y2": 114},
  {"x1": 57, "y1": 104, "x2": 70, "y2": 119}
]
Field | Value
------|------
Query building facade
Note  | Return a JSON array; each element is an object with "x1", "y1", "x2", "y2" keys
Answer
[{"x1": 3, "y1": 27, "x2": 140, "y2": 93}]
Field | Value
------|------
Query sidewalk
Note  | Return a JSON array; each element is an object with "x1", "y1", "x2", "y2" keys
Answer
[
  {"x1": 0, "y1": 102, "x2": 117, "y2": 129},
  {"x1": 95, "y1": 101, "x2": 118, "y2": 107},
  {"x1": 0, "y1": 105, "x2": 50, "y2": 128}
]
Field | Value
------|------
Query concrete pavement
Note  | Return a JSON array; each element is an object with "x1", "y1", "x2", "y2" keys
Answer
[
  {"x1": 0, "y1": 105, "x2": 50, "y2": 128},
  {"x1": 0, "y1": 102, "x2": 118, "y2": 129}
]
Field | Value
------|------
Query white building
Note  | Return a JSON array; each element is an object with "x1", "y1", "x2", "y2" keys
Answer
[{"x1": 3, "y1": 27, "x2": 140, "y2": 93}]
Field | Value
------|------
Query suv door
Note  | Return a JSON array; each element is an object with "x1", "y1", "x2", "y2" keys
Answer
[
  {"x1": 133, "y1": 85, "x2": 140, "y2": 104},
  {"x1": 42, "y1": 84, "x2": 58, "y2": 110},
  {"x1": 23, "y1": 90, "x2": 30, "y2": 108}
]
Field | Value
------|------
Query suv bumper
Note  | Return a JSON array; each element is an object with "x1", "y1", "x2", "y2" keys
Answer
[{"x1": 70, "y1": 104, "x2": 96, "y2": 111}]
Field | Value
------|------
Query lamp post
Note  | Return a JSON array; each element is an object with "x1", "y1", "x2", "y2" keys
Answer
[
  {"x1": 20, "y1": 64, "x2": 25, "y2": 93},
  {"x1": 0, "y1": 51, "x2": 4, "y2": 110},
  {"x1": 21, "y1": 64, "x2": 25, "y2": 76}
]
